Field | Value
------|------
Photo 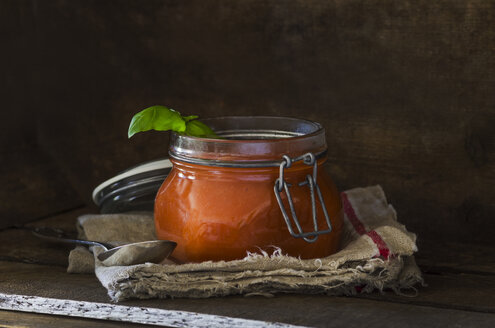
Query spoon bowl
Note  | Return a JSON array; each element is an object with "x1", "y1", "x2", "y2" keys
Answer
[{"x1": 96, "y1": 240, "x2": 177, "y2": 266}]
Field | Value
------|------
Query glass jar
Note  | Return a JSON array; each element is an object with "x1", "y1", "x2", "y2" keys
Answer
[{"x1": 155, "y1": 116, "x2": 343, "y2": 263}]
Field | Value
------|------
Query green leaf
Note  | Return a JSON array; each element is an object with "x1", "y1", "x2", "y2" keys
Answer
[
  {"x1": 185, "y1": 119, "x2": 218, "y2": 138},
  {"x1": 128, "y1": 106, "x2": 186, "y2": 138},
  {"x1": 182, "y1": 115, "x2": 199, "y2": 122}
]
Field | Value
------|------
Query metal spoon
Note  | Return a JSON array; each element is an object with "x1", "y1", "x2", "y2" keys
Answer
[
  {"x1": 95, "y1": 240, "x2": 177, "y2": 266},
  {"x1": 30, "y1": 226, "x2": 177, "y2": 266}
]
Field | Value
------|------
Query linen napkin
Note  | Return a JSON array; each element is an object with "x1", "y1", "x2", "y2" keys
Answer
[{"x1": 68, "y1": 185, "x2": 423, "y2": 302}]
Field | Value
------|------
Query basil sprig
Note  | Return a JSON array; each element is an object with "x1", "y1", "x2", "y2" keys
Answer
[{"x1": 128, "y1": 105, "x2": 217, "y2": 138}]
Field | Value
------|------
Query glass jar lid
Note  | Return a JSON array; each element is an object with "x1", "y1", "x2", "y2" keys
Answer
[{"x1": 92, "y1": 158, "x2": 172, "y2": 213}]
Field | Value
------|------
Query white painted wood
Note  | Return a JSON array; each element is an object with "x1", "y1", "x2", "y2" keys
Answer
[{"x1": 0, "y1": 293, "x2": 305, "y2": 328}]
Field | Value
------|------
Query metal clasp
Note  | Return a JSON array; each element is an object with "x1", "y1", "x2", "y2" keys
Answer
[{"x1": 273, "y1": 152, "x2": 332, "y2": 243}]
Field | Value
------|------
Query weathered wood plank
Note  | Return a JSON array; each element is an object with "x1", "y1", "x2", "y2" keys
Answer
[
  {"x1": 1, "y1": 288, "x2": 495, "y2": 328},
  {"x1": 0, "y1": 207, "x2": 93, "y2": 267},
  {"x1": 0, "y1": 262, "x2": 107, "y2": 302},
  {"x1": 0, "y1": 293, "x2": 300, "y2": 328},
  {"x1": 416, "y1": 240, "x2": 495, "y2": 275},
  {"x1": 0, "y1": 260, "x2": 494, "y2": 327},
  {"x1": 357, "y1": 272, "x2": 495, "y2": 313},
  {"x1": 0, "y1": 310, "x2": 152, "y2": 328}
]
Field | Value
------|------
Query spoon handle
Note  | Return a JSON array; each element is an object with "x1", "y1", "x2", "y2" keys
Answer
[{"x1": 28, "y1": 226, "x2": 113, "y2": 250}]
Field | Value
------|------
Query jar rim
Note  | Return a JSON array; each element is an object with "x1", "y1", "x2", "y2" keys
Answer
[
  {"x1": 169, "y1": 116, "x2": 327, "y2": 167},
  {"x1": 181, "y1": 116, "x2": 323, "y2": 142}
]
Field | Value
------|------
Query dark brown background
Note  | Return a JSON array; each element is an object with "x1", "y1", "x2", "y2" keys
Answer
[{"x1": 1, "y1": 0, "x2": 494, "y2": 246}]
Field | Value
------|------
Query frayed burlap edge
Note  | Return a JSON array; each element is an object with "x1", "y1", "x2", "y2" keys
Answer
[{"x1": 94, "y1": 229, "x2": 422, "y2": 302}]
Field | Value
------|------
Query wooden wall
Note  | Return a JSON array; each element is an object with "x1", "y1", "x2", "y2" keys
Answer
[{"x1": 1, "y1": 0, "x2": 494, "y2": 244}]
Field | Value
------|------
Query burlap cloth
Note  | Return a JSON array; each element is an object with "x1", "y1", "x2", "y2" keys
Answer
[{"x1": 68, "y1": 185, "x2": 423, "y2": 302}]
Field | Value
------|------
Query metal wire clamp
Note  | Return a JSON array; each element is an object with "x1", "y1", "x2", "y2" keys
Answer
[{"x1": 273, "y1": 152, "x2": 333, "y2": 243}]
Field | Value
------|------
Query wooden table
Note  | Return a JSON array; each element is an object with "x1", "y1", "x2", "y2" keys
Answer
[{"x1": 0, "y1": 207, "x2": 494, "y2": 327}]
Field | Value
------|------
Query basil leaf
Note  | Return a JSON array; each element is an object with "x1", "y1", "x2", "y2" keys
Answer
[
  {"x1": 185, "y1": 119, "x2": 217, "y2": 138},
  {"x1": 128, "y1": 106, "x2": 186, "y2": 138},
  {"x1": 182, "y1": 115, "x2": 199, "y2": 122}
]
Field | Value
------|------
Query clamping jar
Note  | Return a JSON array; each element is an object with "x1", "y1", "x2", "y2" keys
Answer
[{"x1": 154, "y1": 116, "x2": 343, "y2": 263}]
